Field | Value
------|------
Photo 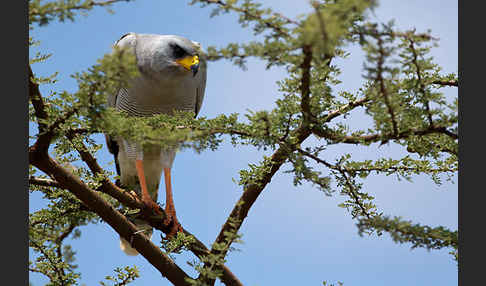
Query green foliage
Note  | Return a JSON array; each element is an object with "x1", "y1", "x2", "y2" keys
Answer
[
  {"x1": 100, "y1": 266, "x2": 140, "y2": 286},
  {"x1": 323, "y1": 281, "x2": 344, "y2": 286},
  {"x1": 161, "y1": 232, "x2": 197, "y2": 257},
  {"x1": 29, "y1": 0, "x2": 133, "y2": 27},
  {"x1": 357, "y1": 216, "x2": 458, "y2": 261},
  {"x1": 29, "y1": 0, "x2": 457, "y2": 284}
]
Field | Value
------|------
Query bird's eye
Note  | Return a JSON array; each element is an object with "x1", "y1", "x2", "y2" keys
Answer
[{"x1": 172, "y1": 44, "x2": 187, "y2": 59}]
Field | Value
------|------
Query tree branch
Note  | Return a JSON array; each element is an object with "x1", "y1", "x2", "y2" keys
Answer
[
  {"x1": 29, "y1": 176, "x2": 62, "y2": 188},
  {"x1": 29, "y1": 149, "x2": 193, "y2": 286},
  {"x1": 200, "y1": 0, "x2": 295, "y2": 38},
  {"x1": 63, "y1": 131, "x2": 243, "y2": 286},
  {"x1": 407, "y1": 35, "x2": 434, "y2": 126},
  {"x1": 312, "y1": 124, "x2": 457, "y2": 145},
  {"x1": 376, "y1": 36, "x2": 398, "y2": 135},
  {"x1": 295, "y1": 148, "x2": 373, "y2": 219},
  {"x1": 200, "y1": 125, "x2": 312, "y2": 285},
  {"x1": 30, "y1": 239, "x2": 67, "y2": 286},
  {"x1": 29, "y1": 65, "x2": 51, "y2": 152},
  {"x1": 300, "y1": 45, "x2": 314, "y2": 123},
  {"x1": 431, "y1": 80, "x2": 458, "y2": 87},
  {"x1": 29, "y1": 0, "x2": 132, "y2": 17}
]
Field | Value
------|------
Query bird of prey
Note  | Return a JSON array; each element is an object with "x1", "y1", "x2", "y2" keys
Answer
[{"x1": 104, "y1": 33, "x2": 207, "y2": 255}]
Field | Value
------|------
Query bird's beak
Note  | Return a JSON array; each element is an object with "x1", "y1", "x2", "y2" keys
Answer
[{"x1": 176, "y1": 55, "x2": 200, "y2": 77}]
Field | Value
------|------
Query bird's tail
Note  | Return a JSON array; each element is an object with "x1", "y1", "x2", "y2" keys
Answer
[{"x1": 119, "y1": 218, "x2": 153, "y2": 256}]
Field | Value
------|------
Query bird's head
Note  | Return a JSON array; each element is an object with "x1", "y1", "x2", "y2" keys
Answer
[
  {"x1": 114, "y1": 33, "x2": 205, "y2": 82},
  {"x1": 149, "y1": 35, "x2": 202, "y2": 78}
]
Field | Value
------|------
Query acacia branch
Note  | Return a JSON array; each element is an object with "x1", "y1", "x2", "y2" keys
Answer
[
  {"x1": 29, "y1": 149, "x2": 193, "y2": 286},
  {"x1": 30, "y1": 239, "x2": 67, "y2": 286},
  {"x1": 407, "y1": 35, "x2": 434, "y2": 126},
  {"x1": 55, "y1": 223, "x2": 77, "y2": 269},
  {"x1": 300, "y1": 45, "x2": 314, "y2": 123},
  {"x1": 29, "y1": 65, "x2": 51, "y2": 152},
  {"x1": 376, "y1": 36, "x2": 398, "y2": 135},
  {"x1": 30, "y1": 0, "x2": 131, "y2": 17},
  {"x1": 431, "y1": 80, "x2": 458, "y2": 87},
  {"x1": 312, "y1": 124, "x2": 457, "y2": 145},
  {"x1": 312, "y1": 1, "x2": 328, "y2": 44},
  {"x1": 29, "y1": 176, "x2": 61, "y2": 188},
  {"x1": 200, "y1": 128, "x2": 313, "y2": 285},
  {"x1": 201, "y1": 0, "x2": 295, "y2": 38},
  {"x1": 321, "y1": 96, "x2": 371, "y2": 122},
  {"x1": 29, "y1": 267, "x2": 55, "y2": 282},
  {"x1": 296, "y1": 148, "x2": 373, "y2": 219},
  {"x1": 29, "y1": 64, "x2": 81, "y2": 154},
  {"x1": 63, "y1": 131, "x2": 243, "y2": 286},
  {"x1": 200, "y1": 90, "x2": 376, "y2": 285}
]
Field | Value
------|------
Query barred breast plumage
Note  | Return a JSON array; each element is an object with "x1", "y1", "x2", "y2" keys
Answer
[{"x1": 104, "y1": 33, "x2": 207, "y2": 255}]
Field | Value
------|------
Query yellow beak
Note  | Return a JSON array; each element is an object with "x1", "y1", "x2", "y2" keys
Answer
[{"x1": 176, "y1": 55, "x2": 200, "y2": 76}]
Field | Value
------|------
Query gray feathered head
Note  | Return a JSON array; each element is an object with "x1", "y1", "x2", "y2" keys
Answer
[{"x1": 115, "y1": 33, "x2": 204, "y2": 78}]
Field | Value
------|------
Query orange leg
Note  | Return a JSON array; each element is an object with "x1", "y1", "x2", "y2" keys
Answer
[
  {"x1": 163, "y1": 167, "x2": 182, "y2": 236},
  {"x1": 135, "y1": 159, "x2": 161, "y2": 215}
]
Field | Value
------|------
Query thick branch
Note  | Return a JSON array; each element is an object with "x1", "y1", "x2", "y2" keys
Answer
[
  {"x1": 29, "y1": 65, "x2": 51, "y2": 152},
  {"x1": 29, "y1": 176, "x2": 61, "y2": 188},
  {"x1": 29, "y1": 150, "x2": 193, "y2": 286},
  {"x1": 64, "y1": 131, "x2": 242, "y2": 286},
  {"x1": 200, "y1": 126, "x2": 312, "y2": 285}
]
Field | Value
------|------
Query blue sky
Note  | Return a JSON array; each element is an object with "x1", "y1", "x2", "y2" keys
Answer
[{"x1": 29, "y1": 0, "x2": 458, "y2": 285}]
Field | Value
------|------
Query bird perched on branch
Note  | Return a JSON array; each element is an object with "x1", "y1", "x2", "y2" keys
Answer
[{"x1": 104, "y1": 33, "x2": 207, "y2": 255}]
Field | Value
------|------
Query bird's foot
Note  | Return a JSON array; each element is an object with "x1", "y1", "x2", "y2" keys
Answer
[
  {"x1": 141, "y1": 196, "x2": 163, "y2": 216},
  {"x1": 162, "y1": 211, "x2": 183, "y2": 239}
]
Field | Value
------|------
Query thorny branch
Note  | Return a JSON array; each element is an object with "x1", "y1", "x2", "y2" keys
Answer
[
  {"x1": 29, "y1": 66, "x2": 222, "y2": 286},
  {"x1": 29, "y1": 176, "x2": 62, "y2": 188},
  {"x1": 407, "y1": 35, "x2": 434, "y2": 126},
  {"x1": 200, "y1": 0, "x2": 296, "y2": 38},
  {"x1": 431, "y1": 80, "x2": 458, "y2": 87},
  {"x1": 30, "y1": 239, "x2": 67, "y2": 286},
  {"x1": 65, "y1": 126, "x2": 244, "y2": 286},
  {"x1": 29, "y1": 0, "x2": 131, "y2": 17},
  {"x1": 296, "y1": 148, "x2": 373, "y2": 219},
  {"x1": 375, "y1": 35, "x2": 399, "y2": 135},
  {"x1": 312, "y1": 124, "x2": 458, "y2": 145}
]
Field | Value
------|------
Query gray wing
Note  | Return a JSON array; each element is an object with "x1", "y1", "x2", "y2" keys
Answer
[
  {"x1": 194, "y1": 53, "x2": 207, "y2": 117},
  {"x1": 104, "y1": 87, "x2": 129, "y2": 178},
  {"x1": 104, "y1": 33, "x2": 138, "y2": 178}
]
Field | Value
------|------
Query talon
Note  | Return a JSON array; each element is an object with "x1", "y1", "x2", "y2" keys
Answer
[
  {"x1": 142, "y1": 197, "x2": 162, "y2": 215},
  {"x1": 162, "y1": 213, "x2": 183, "y2": 238}
]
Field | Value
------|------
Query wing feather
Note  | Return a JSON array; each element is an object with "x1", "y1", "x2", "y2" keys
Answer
[
  {"x1": 194, "y1": 54, "x2": 207, "y2": 117},
  {"x1": 105, "y1": 33, "x2": 138, "y2": 177}
]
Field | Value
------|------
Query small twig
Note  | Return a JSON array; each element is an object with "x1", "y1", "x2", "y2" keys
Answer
[
  {"x1": 300, "y1": 45, "x2": 314, "y2": 124},
  {"x1": 296, "y1": 148, "x2": 372, "y2": 219},
  {"x1": 431, "y1": 80, "x2": 458, "y2": 87},
  {"x1": 29, "y1": 176, "x2": 61, "y2": 188},
  {"x1": 202, "y1": 0, "x2": 294, "y2": 38},
  {"x1": 312, "y1": 124, "x2": 457, "y2": 145},
  {"x1": 30, "y1": 239, "x2": 66, "y2": 285},
  {"x1": 376, "y1": 36, "x2": 398, "y2": 135},
  {"x1": 312, "y1": 1, "x2": 328, "y2": 44},
  {"x1": 407, "y1": 35, "x2": 434, "y2": 126}
]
